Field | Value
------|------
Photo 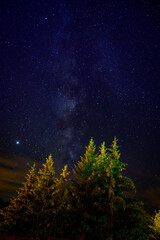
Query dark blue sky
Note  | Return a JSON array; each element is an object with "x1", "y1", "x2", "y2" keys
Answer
[{"x1": 0, "y1": 0, "x2": 160, "y2": 206}]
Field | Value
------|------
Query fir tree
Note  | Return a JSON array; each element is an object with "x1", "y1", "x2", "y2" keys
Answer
[
  {"x1": 71, "y1": 138, "x2": 137, "y2": 240},
  {"x1": 35, "y1": 154, "x2": 57, "y2": 235},
  {"x1": 105, "y1": 137, "x2": 135, "y2": 239},
  {"x1": 0, "y1": 163, "x2": 37, "y2": 233},
  {"x1": 152, "y1": 210, "x2": 160, "y2": 234},
  {"x1": 71, "y1": 138, "x2": 98, "y2": 240},
  {"x1": 51, "y1": 165, "x2": 71, "y2": 237},
  {"x1": 150, "y1": 210, "x2": 160, "y2": 239},
  {"x1": 73, "y1": 138, "x2": 96, "y2": 180},
  {"x1": 0, "y1": 139, "x2": 155, "y2": 240}
]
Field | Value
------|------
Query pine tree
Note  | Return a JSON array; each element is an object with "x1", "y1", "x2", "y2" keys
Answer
[
  {"x1": 0, "y1": 140, "x2": 154, "y2": 240},
  {"x1": 71, "y1": 138, "x2": 137, "y2": 240},
  {"x1": 51, "y1": 165, "x2": 71, "y2": 237},
  {"x1": 37, "y1": 154, "x2": 56, "y2": 190},
  {"x1": 150, "y1": 210, "x2": 160, "y2": 239},
  {"x1": 105, "y1": 137, "x2": 135, "y2": 239},
  {"x1": 71, "y1": 138, "x2": 98, "y2": 240},
  {"x1": 35, "y1": 154, "x2": 57, "y2": 235},
  {"x1": 104, "y1": 138, "x2": 153, "y2": 240},
  {"x1": 152, "y1": 210, "x2": 160, "y2": 234},
  {"x1": 53, "y1": 164, "x2": 70, "y2": 208},
  {"x1": 73, "y1": 138, "x2": 96, "y2": 180},
  {"x1": 0, "y1": 155, "x2": 57, "y2": 235},
  {"x1": 0, "y1": 163, "x2": 37, "y2": 233}
]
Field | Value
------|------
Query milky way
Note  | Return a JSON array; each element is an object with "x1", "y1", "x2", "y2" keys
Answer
[{"x1": 0, "y1": 0, "x2": 160, "y2": 204}]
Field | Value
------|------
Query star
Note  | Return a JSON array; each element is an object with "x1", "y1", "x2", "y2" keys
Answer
[{"x1": 0, "y1": 0, "x2": 159, "y2": 210}]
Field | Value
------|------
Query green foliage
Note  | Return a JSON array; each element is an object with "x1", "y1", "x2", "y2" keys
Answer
[
  {"x1": 150, "y1": 210, "x2": 160, "y2": 239},
  {"x1": 153, "y1": 210, "x2": 160, "y2": 233},
  {"x1": 71, "y1": 137, "x2": 137, "y2": 240},
  {"x1": 0, "y1": 163, "x2": 38, "y2": 233},
  {"x1": 0, "y1": 138, "x2": 156, "y2": 240},
  {"x1": 51, "y1": 165, "x2": 71, "y2": 237},
  {"x1": 0, "y1": 155, "x2": 57, "y2": 235},
  {"x1": 114, "y1": 198, "x2": 155, "y2": 240},
  {"x1": 34, "y1": 155, "x2": 57, "y2": 234},
  {"x1": 37, "y1": 154, "x2": 55, "y2": 188},
  {"x1": 70, "y1": 137, "x2": 155, "y2": 240},
  {"x1": 73, "y1": 138, "x2": 96, "y2": 180}
]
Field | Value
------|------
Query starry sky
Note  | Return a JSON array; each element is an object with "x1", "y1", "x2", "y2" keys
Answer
[{"x1": 0, "y1": 0, "x2": 160, "y2": 208}]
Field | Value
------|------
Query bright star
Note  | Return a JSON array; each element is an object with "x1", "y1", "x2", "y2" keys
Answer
[{"x1": 16, "y1": 141, "x2": 20, "y2": 145}]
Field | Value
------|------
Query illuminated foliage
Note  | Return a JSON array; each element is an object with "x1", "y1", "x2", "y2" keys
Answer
[
  {"x1": 34, "y1": 155, "x2": 57, "y2": 234},
  {"x1": 71, "y1": 138, "x2": 133, "y2": 239},
  {"x1": 37, "y1": 154, "x2": 56, "y2": 188},
  {"x1": 151, "y1": 210, "x2": 160, "y2": 238},
  {"x1": 0, "y1": 156, "x2": 57, "y2": 235},
  {"x1": 73, "y1": 138, "x2": 96, "y2": 179},
  {"x1": 71, "y1": 138, "x2": 152, "y2": 240},
  {"x1": 0, "y1": 139, "x2": 156, "y2": 240},
  {"x1": 0, "y1": 163, "x2": 38, "y2": 232},
  {"x1": 51, "y1": 165, "x2": 71, "y2": 237}
]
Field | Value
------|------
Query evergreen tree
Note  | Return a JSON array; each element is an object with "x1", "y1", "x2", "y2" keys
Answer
[
  {"x1": 71, "y1": 138, "x2": 99, "y2": 240},
  {"x1": 0, "y1": 163, "x2": 37, "y2": 233},
  {"x1": 35, "y1": 154, "x2": 57, "y2": 235},
  {"x1": 51, "y1": 165, "x2": 71, "y2": 237},
  {"x1": 71, "y1": 138, "x2": 140, "y2": 240},
  {"x1": 73, "y1": 138, "x2": 97, "y2": 180},
  {"x1": 150, "y1": 210, "x2": 160, "y2": 239},
  {"x1": 0, "y1": 139, "x2": 155, "y2": 240},
  {"x1": 98, "y1": 138, "x2": 154, "y2": 240},
  {"x1": 113, "y1": 197, "x2": 154, "y2": 240},
  {"x1": 105, "y1": 138, "x2": 135, "y2": 239},
  {"x1": 152, "y1": 210, "x2": 160, "y2": 234}
]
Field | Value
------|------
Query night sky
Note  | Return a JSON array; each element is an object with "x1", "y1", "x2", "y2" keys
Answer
[{"x1": 0, "y1": 0, "x2": 160, "y2": 209}]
